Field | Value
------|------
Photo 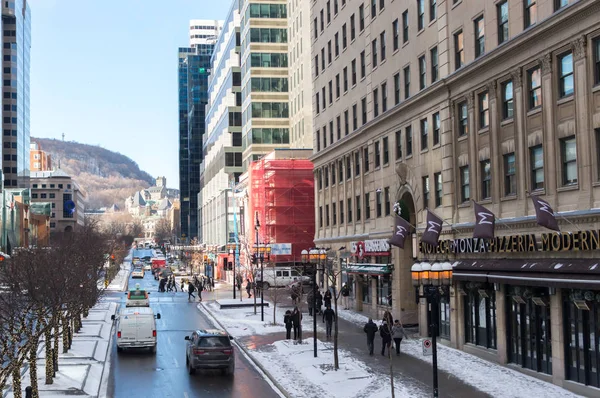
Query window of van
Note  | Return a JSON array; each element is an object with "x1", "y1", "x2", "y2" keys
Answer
[
  {"x1": 276, "y1": 271, "x2": 282, "y2": 277},
  {"x1": 291, "y1": 270, "x2": 299, "y2": 276}
]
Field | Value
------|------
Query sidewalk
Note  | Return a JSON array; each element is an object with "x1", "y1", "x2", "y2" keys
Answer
[
  {"x1": 199, "y1": 280, "x2": 582, "y2": 398},
  {"x1": 2, "y1": 301, "x2": 118, "y2": 398},
  {"x1": 102, "y1": 264, "x2": 130, "y2": 292}
]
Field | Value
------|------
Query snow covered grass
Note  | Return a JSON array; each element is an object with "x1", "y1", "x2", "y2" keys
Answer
[{"x1": 252, "y1": 339, "x2": 426, "y2": 398}]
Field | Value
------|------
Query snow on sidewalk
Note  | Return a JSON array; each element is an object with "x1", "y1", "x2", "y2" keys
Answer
[
  {"x1": 336, "y1": 309, "x2": 582, "y2": 398},
  {"x1": 104, "y1": 266, "x2": 129, "y2": 292}
]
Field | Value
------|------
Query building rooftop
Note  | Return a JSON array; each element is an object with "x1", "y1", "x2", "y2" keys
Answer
[{"x1": 31, "y1": 169, "x2": 71, "y2": 179}]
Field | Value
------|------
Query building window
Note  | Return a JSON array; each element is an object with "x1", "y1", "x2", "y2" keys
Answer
[
  {"x1": 402, "y1": 10, "x2": 409, "y2": 43},
  {"x1": 432, "y1": 112, "x2": 440, "y2": 146},
  {"x1": 395, "y1": 130, "x2": 402, "y2": 159},
  {"x1": 336, "y1": 115, "x2": 341, "y2": 139},
  {"x1": 554, "y1": 0, "x2": 568, "y2": 11},
  {"x1": 371, "y1": 0, "x2": 376, "y2": 18},
  {"x1": 481, "y1": 160, "x2": 491, "y2": 199},
  {"x1": 479, "y1": 92, "x2": 489, "y2": 129},
  {"x1": 373, "y1": 88, "x2": 379, "y2": 117},
  {"x1": 561, "y1": 137, "x2": 577, "y2": 185},
  {"x1": 342, "y1": 24, "x2": 347, "y2": 49},
  {"x1": 404, "y1": 66, "x2": 410, "y2": 98},
  {"x1": 350, "y1": 14, "x2": 355, "y2": 40},
  {"x1": 320, "y1": 9, "x2": 325, "y2": 31},
  {"x1": 597, "y1": 129, "x2": 600, "y2": 180},
  {"x1": 430, "y1": 0, "x2": 437, "y2": 21},
  {"x1": 336, "y1": 75, "x2": 340, "y2": 98},
  {"x1": 528, "y1": 67, "x2": 542, "y2": 109},
  {"x1": 364, "y1": 147, "x2": 370, "y2": 172},
  {"x1": 332, "y1": 203, "x2": 337, "y2": 225},
  {"x1": 372, "y1": 39, "x2": 378, "y2": 68},
  {"x1": 392, "y1": 19, "x2": 399, "y2": 51},
  {"x1": 524, "y1": 0, "x2": 537, "y2": 28},
  {"x1": 504, "y1": 153, "x2": 516, "y2": 196},
  {"x1": 458, "y1": 101, "x2": 468, "y2": 136},
  {"x1": 344, "y1": 110, "x2": 349, "y2": 135},
  {"x1": 331, "y1": 164, "x2": 336, "y2": 185},
  {"x1": 348, "y1": 198, "x2": 353, "y2": 222},
  {"x1": 406, "y1": 126, "x2": 413, "y2": 156},
  {"x1": 434, "y1": 172, "x2": 442, "y2": 207},
  {"x1": 316, "y1": 92, "x2": 320, "y2": 114},
  {"x1": 327, "y1": 1, "x2": 331, "y2": 23},
  {"x1": 346, "y1": 156, "x2": 352, "y2": 179},
  {"x1": 343, "y1": 67, "x2": 348, "y2": 92},
  {"x1": 420, "y1": 118, "x2": 428, "y2": 150},
  {"x1": 558, "y1": 52, "x2": 574, "y2": 98},
  {"x1": 324, "y1": 166, "x2": 329, "y2": 187},
  {"x1": 430, "y1": 46, "x2": 438, "y2": 83},
  {"x1": 375, "y1": 141, "x2": 381, "y2": 168},
  {"x1": 377, "y1": 190, "x2": 383, "y2": 217},
  {"x1": 417, "y1": 0, "x2": 425, "y2": 31},
  {"x1": 474, "y1": 16, "x2": 485, "y2": 58},
  {"x1": 359, "y1": 4, "x2": 365, "y2": 31},
  {"x1": 454, "y1": 30, "x2": 464, "y2": 70},
  {"x1": 530, "y1": 145, "x2": 544, "y2": 190},
  {"x1": 419, "y1": 55, "x2": 426, "y2": 90},
  {"x1": 339, "y1": 201, "x2": 344, "y2": 224},
  {"x1": 314, "y1": 17, "x2": 318, "y2": 39},
  {"x1": 502, "y1": 80, "x2": 514, "y2": 119},
  {"x1": 325, "y1": 204, "x2": 330, "y2": 226},
  {"x1": 335, "y1": 33, "x2": 339, "y2": 57},
  {"x1": 383, "y1": 137, "x2": 390, "y2": 165},
  {"x1": 497, "y1": 1, "x2": 509, "y2": 44},
  {"x1": 339, "y1": 160, "x2": 344, "y2": 181},
  {"x1": 356, "y1": 195, "x2": 361, "y2": 221},
  {"x1": 422, "y1": 175, "x2": 430, "y2": 208},
  {"x1": 49, "y1": 193, "x2": 55, "y2": 199},
  {"x1": 334, "y1": 0, "x2": 339, "y2": 15},
  {"x1": 381, "y1": 83, "x2": 387, "y2": 112},
  {"x1": 360, "y1": 51, "x2": 366, "y2": 78},
  {"x1": 465, "y1": 287, "x2": 497, "y2": 349},
  {"x1": 460, "y1": 166, "x2": 470, "y2": 202},
  {"x1": 328, "y1": 41, "x2": 332, "y2": 63},
  {"x1": 382, "y1": 187, "x2": 391, "y2": 216},
  {"x1": 351, "y1": 59, "x2": 357, "y2": 85},
  {"x1": 355, "y1": 151, "x2": 361, "y2": 176},
  {"x1": 594, "y1": 38, "x2": 600, "y2": 85},
  {"x1": 361, "y1": 97, "x2": 367, "y2": 125},
  {"x1": 380, "y1": 31, "x2": 387, "y2": 62},
  {"x1": 394, "y1": 73, "x2": 400, "y2": 105},
  {"x1": 352, "y1": 104, "x2": 358, "y2": 130}
]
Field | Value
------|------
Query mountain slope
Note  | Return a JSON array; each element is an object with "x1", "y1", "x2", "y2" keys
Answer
[{"x1": 32, "y1": 137, "x2": 155, "y2": 210}]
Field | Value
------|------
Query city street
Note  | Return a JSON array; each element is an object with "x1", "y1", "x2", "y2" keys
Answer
[{"x1": 105, "y1": 270, "x2": 281, "y2": 398}]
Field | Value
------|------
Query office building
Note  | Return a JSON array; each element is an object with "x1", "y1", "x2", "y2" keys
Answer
[
  {"x1": 178, "y1": 20, "x2": 222, "y2": 241},
  {"x1": 29, "y1": 141, "x2": 52, "y2": 172},
  {"x1": 201, "y1": 2, "x2": 242, "y2": 246},
  {"x1": 311, "y1": 0, "x2": 600, "y2": 394},
  {"x1": 2, "y1": 0, "x2": 31, "y2": 188}
]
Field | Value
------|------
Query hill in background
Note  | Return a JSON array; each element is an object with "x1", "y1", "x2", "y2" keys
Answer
[{"x1": 32, "y1": 137, "x2": 155, "y2": 210}]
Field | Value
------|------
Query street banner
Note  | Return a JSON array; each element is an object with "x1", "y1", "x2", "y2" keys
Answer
[
  {"x1": 473, "y1": 202, "x2": 496, "y2": 239},
  {"x1": 530, "y1": 195, "x2": 560, "y2": 231},
  {"x1": 388, "y1": 216, "x2": 412, "y2": 249},
  {"x1": 421, "y1": 210, "x2": 443, "y2": 246}
]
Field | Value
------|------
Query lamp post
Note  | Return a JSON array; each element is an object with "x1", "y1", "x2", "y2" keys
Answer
[
  {"x1": 303, "y1": 247, "x2": 327, "y2": 357},
  {"x1": 254, "y1": 215, "x2": 263, "y2": 321},
  {"x1": 411, "y1": 261, "x2": 453, "y2": 398}
]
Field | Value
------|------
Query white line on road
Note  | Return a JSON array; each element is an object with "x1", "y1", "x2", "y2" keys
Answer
[
  {"x1": 183, "y1": 392, "x2": 189, "y2": 398},
  {"x1": 173, "y1": 357, "x2": 179, "y2": 368}
]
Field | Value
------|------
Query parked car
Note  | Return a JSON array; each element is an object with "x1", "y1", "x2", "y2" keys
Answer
[
  {"x1": 255, "y1": 267, "x2": 310, "y2": 289},
  {"x1": 112, "y1": 307, "x2": 161, "y2": 354},
  {"x1": 185, "y1": 329, "x2": 235, "y2": 376}
]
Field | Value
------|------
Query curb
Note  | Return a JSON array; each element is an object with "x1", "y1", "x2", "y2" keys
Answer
[
  {"x1": 97, "y1": 302, "x2": 118, "y2": 398},
  {"x1": 198, "y1": 302, "x2": 291, "y2": 398}
]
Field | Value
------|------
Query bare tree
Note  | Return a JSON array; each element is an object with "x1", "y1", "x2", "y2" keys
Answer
[
  {"x1": 154, "y1": 217, "x2": 173, "y2": 243},
  {"x1": 127, "y1": 219, "x2": 143, "y2": 239},
  {"x1": 322, "y1": 255, "x2": 344, "y2": 370},
  {"x1": 263, "y1": 260, "x2": 287, "y2": 326}
]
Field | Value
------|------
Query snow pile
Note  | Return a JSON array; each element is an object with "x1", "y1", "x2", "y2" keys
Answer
[{"x1": 252, "y1": 339, "x2": 425, "y2": 398}]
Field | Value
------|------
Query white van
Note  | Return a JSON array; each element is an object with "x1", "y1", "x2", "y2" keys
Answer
[
  {"x1": 256, "y1": 267, "x2": 310, "y2": 289},
  {"x1": 111, "y1": 307, "x2": 161, "y2": 354}
]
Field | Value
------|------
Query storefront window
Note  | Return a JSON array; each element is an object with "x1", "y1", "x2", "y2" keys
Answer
[
  {"x1": 377, "y1": 275, "x2": 392, "y2": 306},
  {"x1": 564, "y1": 289, "x2": 600, "y2": 387},
  {"x1": 439, "y1": 297, "x2": 451, "y2": 340},
  {"x1": 507, "y1": 286, "x2": 552, "y2": 375},
  {"x1": 464, "y1": 285, "x2": 497, "y2": 349}
]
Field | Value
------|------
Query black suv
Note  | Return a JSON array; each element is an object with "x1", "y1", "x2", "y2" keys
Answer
[{"x1": 184, "y1": 329, "x2": 235, "y2": 375}]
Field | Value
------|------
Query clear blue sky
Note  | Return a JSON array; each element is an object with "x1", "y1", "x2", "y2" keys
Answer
[{"x1": 28, "y1": 0, "x2": 231, "y2": 188}]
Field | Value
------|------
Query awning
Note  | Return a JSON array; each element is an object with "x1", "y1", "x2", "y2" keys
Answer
[
  {"x1": 344, "y1": 263, "x2": 392, "y2": 275},
  {"x1": 452, "y1": 259, "x2": 600, "y2": 288}
]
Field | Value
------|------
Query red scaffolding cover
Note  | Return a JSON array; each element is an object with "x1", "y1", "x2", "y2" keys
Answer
[{"x1": 248, "y1": 157, "x2": 315, "y2": 264}]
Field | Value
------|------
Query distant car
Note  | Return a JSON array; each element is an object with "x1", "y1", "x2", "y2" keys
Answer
[
  {"x1": 125, "y1": 283, "x2": 150, "y2": 307},
  {"x1": 185, "y1": 329, "x2": 235, "y2": 376},
  {"x1": 131, "y1": 268, "x2": 145, "y2": 279},
  {"x1": 143, "y1": 264, "x2": 152, "y2": 271}
]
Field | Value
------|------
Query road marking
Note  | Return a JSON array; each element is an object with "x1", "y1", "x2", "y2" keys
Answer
[
  {"x1": 173, "y1": 357, "x2": 179, "y2": 368},
  {"x1": 183, "y1": 392, "x2": 189, "y2": 398}
]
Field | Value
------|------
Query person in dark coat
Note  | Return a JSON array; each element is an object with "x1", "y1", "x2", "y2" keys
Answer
[
  {"x1": 307, "y1": 290, "x2": 315, "y2": 316},
  {"x1": 246, "y1": 279, "x2": 253, "y2": 298},
  {"x1": 383, "y1": 310, "x2": 394, "y2": 327},
  {"x1": 187, "y1": 281, "x2": 196, "y2": 301},
  {"x1": 323, "y1": 289, "x2": 332, "y2": 309},
  {"x1": 284, "y1": 310, "x2": 293, "y2": 339},
  {"x1": 380, "y1": 321, "x2": 392, "y2": 357},
  {"x1": 291, "y1": 306, "x2": 302, "y2": 340},
  {"x1": 341, "y1": 283, "x2": 350, "y2": 309},
  {"x1": 322, "y1": 305, "x2": 336, "y2": 338},
  {"x1": 315, "y1": 290, "x2": 323, "y2": 315},
  {"x1": 363, "y1": 318, "x2": 378, "y2": 355}
]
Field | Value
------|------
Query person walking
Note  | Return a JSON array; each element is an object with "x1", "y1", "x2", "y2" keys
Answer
[
  {"x1": 284, "y1": 310, "x2": 293, "y2": 340},
  {"x1": 392, "y1": 320, "x2": 408, "y2": 355},
  {"x1": 290, "y1": 285, "x2": 299, "y2": 305},
  {"x1": 322, "y1": 305, "x2": 336, "y2": 338},
  {"x1": 341, "y1": 283, "x2": 350, "y2": 309},
  {"x1": 172, "y1": 276, "x2": 178, "y2": 292},
  {"x1": 246, "y1": 279, "x2": 253, "y2": 298},
  {"x1": 323, "y1": 289, "x2": 332, "y2": 309},
  {"x1": 363, "y1": 318, "x2": 378, "y2": 355},
  {"x1": 187, "y1": 281, "x2": 196, "y2": 301},
  {"x1": 379, "y1": 320, "x2": 392, "y2": 357},
  {"x1": 291, "y1": 306, "x2": 302, "y2": 341},
  {"x1": 307, "y1": 289, "x2": 315, "y2": 317},
  {"x1": 315, "y1": 290, "x2": 323, "y2": 315}
]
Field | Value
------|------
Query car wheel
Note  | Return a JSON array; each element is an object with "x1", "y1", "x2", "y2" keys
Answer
[
  {"x1": 187, "y1": 361, "x2": 195, "y2": 375},
  {"x1": 223, "y1": 365, "x2": 235, "y2": 376}
]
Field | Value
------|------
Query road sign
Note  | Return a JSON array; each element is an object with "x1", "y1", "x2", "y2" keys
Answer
[{"x1": 422, "y1": 339, "x2": 433, "y2": 356}]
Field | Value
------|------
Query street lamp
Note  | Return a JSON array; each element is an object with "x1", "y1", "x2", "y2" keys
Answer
[
  {"x1": 411, "y1": 261, "x2": 453, "y2": 398},
  {"x1": 303, "y1": 247, "x2": 327, "y2": 358}
]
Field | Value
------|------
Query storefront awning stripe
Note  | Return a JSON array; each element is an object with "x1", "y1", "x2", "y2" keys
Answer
[
  {"x1": 453, "y1": 272, "x2": 488, "y2": 282},
  {"x1": 453, "y1": 259, "x2": 600, "y2": 275},
  {"x1": 344, "y1": 263, "x2": 392, "y2": 275},
  {"x1": 485, "y1": 272, "x2": 600, "y2": 288}
]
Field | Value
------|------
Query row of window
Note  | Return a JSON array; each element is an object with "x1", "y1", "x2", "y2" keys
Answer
[
  {"x1": 30, "y1": 192, "x2": 56, "y2": 199},
  {"x1": 31, "y1": 183, "x2": 71, "y2": 189},
  {"x1": 246, "y1": 3, "x2": 287, "y2": 20},
  {"x1": 249, "y1": 77, "x2": 288, "y2": 93},
  {"x1": 244, "y1": 101, "x2": 289, "y2": 119},
  {"x1": 317, "y1": 186, "x2": 392, "y2": 228},
  {"x1": 248, "y1": 28, "x2": 288, "y2": 44},
  {"x1": 249, "y1": 52, "x2": 288, "y2": 69}
]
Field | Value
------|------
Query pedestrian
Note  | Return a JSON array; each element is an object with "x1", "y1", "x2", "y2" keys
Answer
[
  {"x1": 307, "y1": 289, "x2": 315, "y2": 316},
  {"x1": 323, "y1": 289, "x2": 332, "y2": 309},
  {"x1": 180, "y1": 279, "x2": 185, "y2": 291},
  {"x1": 291, "y1": 306, "x2": 302, "y2": 340},
  {"x1": 322, "y1": 305, "x2": 335, "y2": 338},
  {"x1": 380, "y1": 320, "x2": 392, "y2": 357},
  {"x1": 207, "y1": 276, "x2": 212, "y2": 291},
  {"x1": 187, "y1": 281, "x2": 196, "y2": 301},
  {"x1": 246, "y1": 279, "x2": 253, "y2": 298},
  {"x1": 290, "y1": 285, "x2": 299, "y2": 305},
  {"x1": 341, "y1": 283, "x2": 350, "y2": 309},
  {"x1": 166, "y1": 278, "x2": 172, "y2": 292},
  {"x1": 363, "y1": 318, "x2": 378, "y2": 355},
  {"x1": 392, "y1": 320, "x2": 408, "y2": 355},
  {"x1": 172, "y1": 277, "x2": 178, "y2": 292},
  {"x1": 315, "y1": 290, "x2": 323, "y2": 315},
  {"x1": 383, "y1": 310, "x2": 394, "y2": 327},
  {"x1": 284, "y1": 310, "x2": 293, "y2": 339}
]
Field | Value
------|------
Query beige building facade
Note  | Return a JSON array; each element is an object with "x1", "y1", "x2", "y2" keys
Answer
[{"x1": 311, "y1": 0, "x2": 600, "y2": 394}]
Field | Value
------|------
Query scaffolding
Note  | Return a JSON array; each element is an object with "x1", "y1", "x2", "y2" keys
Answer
[{"x1": 248, "y1": 157, "x2": 315, "y2": 265}]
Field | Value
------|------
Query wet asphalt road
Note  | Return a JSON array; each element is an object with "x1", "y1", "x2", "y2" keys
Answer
[{"x1": 105, "y1": 270, "x2": 281, "y2": 398}]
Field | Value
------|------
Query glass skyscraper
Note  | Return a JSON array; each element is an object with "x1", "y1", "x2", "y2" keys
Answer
[{"x1": 2, "y1": 0, "x2": 31, "y2": 188}]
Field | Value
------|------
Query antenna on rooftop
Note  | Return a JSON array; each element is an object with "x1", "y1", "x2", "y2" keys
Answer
[{"x1": 62, "y1": 133, "x2": 65, "y2": 141}]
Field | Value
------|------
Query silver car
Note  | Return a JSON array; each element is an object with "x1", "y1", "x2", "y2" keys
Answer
[{"x1": 184, "y1": 329, "x2": 235, "y2": 376}]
